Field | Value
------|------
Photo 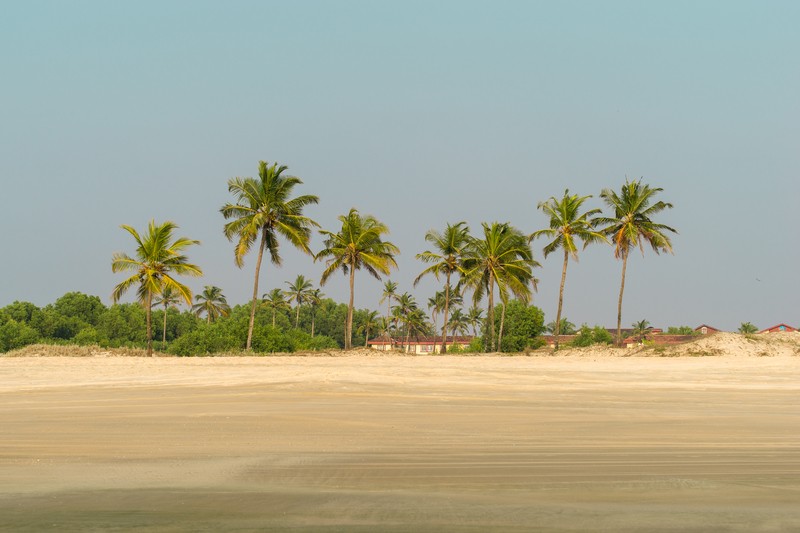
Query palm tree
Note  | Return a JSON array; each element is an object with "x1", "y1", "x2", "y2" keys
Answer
[
  {"x1": 317, "y1": 209, "x2": 399, "y2": 349},
  {"x1": 466, "y1": 305, "x2": 484, "y2": 337},
  {"x1": 405, "y1": 308, "x2": 431, "y2": 350},
  {"x1": 599, "y1": 179, "x2": 677, "y2": 345},
  {"x1": 546, "y1": 318, "x2": 576, "y2": 335},
  {"x1": 427, "y1": 291, "x2": 446, "y2": 340},
  {"x1": 357, "y1": 310, "x2": 381, "y2": 347},
  {"x1": 393, "y1": 292, "x2": 418, "y2": 352},
  {"x1": 262, "y1": 288, "x2": 290, "y2": 328},
  {"x1": 380, "y1": 280, "x2": 398, "y2": 321},
  {"x1": 285, "y1": 274, "x2": 314, "y2": 328},
  {"x1": 531, "y1": 190, "x2": 607, "y2": 350},
  {"x1": 192, "y1": 285, "x2": 230, "y2": 324},
  {"x1": 460, "y1": 222, "x2": 538, "y2": 352},
  {"x1": 632, "y1": 319, "x2": 651, "y2": 341},
  {"x1": 447, "y1": 308, "x2": 470, "y2": 338},
  {"x1": 111, "y1": 220, "x2": 202, "y2": 356},
  {"x1": 153, "y1": 286, "x2": 182, "y2": 350},
  {"x1": 414, "y1": 222, "x2": 470, "y2": 353},
  {"x1": 221, "y1": 160, "x2": 319, "y2": 350},
  {"x1": 307, "y1": 288, "x2": 324, "y2": 336}
]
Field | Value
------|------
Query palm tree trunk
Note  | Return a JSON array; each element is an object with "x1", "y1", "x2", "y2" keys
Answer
[
  {"x1": 616, "y1": 249, "x2": 628, "y2": 346},
  {"x1": 487, "y1": 275, "x2": 495, "y2": 352},
  {"x1": 311, "y1": 314, "x2": 315, "y2": 337},
  {"x1": 146, "y1": 290, "x2": 153, "y2": 357},
  {"x1": 364, "y1": 327, "x2": 369, "y2": 347},
  {"x1": 497, "y1": 300, "x2": 506, "y2": 352},
  {"x1": 440, "y1": 274, "x2": 451, "y2": 354},
  {"x1": 554, "y1": 250, "x2": 569, "y2": 351},
  {"x1": 346, "y1": 264, "x2": 355, "y2": 350},
  {"x1": 295, "y1": 305, "x2": 300, "y2": 329},
  {"x1": 246, "y1": 231, "x2": 267, "y2": 350},
  {"x1": 271, "y1": 310, "x2": 276, "y2": 328},
  {"x1": 162, "y1": 304, "x2": 168, "y2": 351}
]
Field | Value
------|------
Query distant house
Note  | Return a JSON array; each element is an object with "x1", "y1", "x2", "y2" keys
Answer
[
  {"x1": 367, "y1": 335, "x2": 474, "y2": 354},
  {"x1": 695, "y1": 324, "x2": 722, "y2": 335},
  {"x1": 758, "y1": 323, "x2": 798, "y2": 334}
]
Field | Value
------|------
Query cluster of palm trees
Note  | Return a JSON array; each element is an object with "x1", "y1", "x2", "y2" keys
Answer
[{"x1": 113, "y1": 159, "x2": 676, "y2": 356}]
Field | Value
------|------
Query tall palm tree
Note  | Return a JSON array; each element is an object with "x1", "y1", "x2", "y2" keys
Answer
[
  {"x1": 460, "y1": 222, "x2": 538, "y2": 352},
  {"x1": 153, "y1": 286, "x2": 182, "y2": 350},
  {"x1": 192, "y1": 285, "x2": 231, "y2": 324},
  {"x1": 599, "y1": 179, "x2": 676, "y2": 345},
  {"x1": 414, "y1": 222, "x2": 470, "y2": 353},
  {"x1": 262, "y1": 288, "x2": 290, "y2": 327},
  {"x1": 111, "y1": 220, "x2": 202, "y2": 356},
  {"x1": 317, "y1": 209, "x2": 399, "y2": 349},
  {"x1": 221, "y1": 160, "x2": 319, "y2": 350},
  {"x1": 466, "y1": 305, "x2": 484, "y2": 337},
  {"x1": 380, "y1": 280, "x2": 398, "y2": 321},
  {"x1": 307, "y1": 288, "x2": 324, "y2": 336},
  {"x1": 285, "y1": 274, "x2": 314, "y2": 328},
  {"x1": 531, "y1": 190, "x2": 607, "y2": 349}
]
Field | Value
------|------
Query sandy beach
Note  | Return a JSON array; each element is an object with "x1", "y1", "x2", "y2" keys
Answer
[{"x1": 1, "y1": 344, "x2": 799, "y2": 531}]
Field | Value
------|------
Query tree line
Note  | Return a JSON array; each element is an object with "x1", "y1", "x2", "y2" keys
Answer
[
  {"x1": 115, "y1": 161, "x2": 678, "y2": 355},
  {"x1": 3, "y1": 160, "x2": 681, "y2": 356}
]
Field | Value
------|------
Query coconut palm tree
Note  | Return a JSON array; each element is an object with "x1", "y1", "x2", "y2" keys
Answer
[
  {"x1": 546, "y1": 318, "x2": 576, "y2": 335},
  {"x1": 531, "y1": 190, "x2": 607, "y2": 350},
  {"x1": 192, "y1": 285, "x2": 231, "y2": 324},
  {"x1": 414, "y1": 222, "x2": 470, "y2": 353},
  {"x1": 357, "y1": 310, "x2": 381, "y2": 347},
  {"x1": 466, "y1": 305, "x2": 484, "y2": 337},
  {"x1": 111, "y1": 220, "x2": 202, "y2": 356},
  {"x1": 153, "y1": 286, "x2": 182, "y2": 350},
  {"x1": 221, "y1": 160, "x2": 319, "y2": 350},
  {"x1": 307, "y1": 288, "x2": 324, "y2": 336},
  {"x1": 317, "y1": 209, "x2": 399, "y2": 349},
  {"x1": 262, "y1": 288, "x2": 290, "y2": 328},
  {"x1": 380, "y1": 280, "x2": 398, "y2": 321},
  {"x1": 460, "y1": 222, "x2": 538, "y2": 352},
  {"x1": 447, "y1": 308, "x2": 470, "y2": 338},
  {"x1": 427, "y1": 291, "x2": 446, "y2": 340},
  {"x1": 632, "y1": 319, "x2": 651, "y2": 341},
  {"x1": 285, "y1": 274, "x2": 314, "y2": 328},
  {"x1": 393, "y1": 292, "x2": 418, "y2": 352},
  {"x1": 599, "y1": 179, "x2": 676, "y2": 345}
]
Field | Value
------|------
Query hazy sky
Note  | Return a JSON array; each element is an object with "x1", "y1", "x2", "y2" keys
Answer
[{"x1": 2, "y1": 1, "x2": 798, "y2": 332}]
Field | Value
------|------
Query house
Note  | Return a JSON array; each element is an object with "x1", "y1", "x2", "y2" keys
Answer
[
  {"x1": 367, "y1": 335, "x2": 474, "y2": 354},
  {"x1": 695, "y1": 324, "x2": 722, "y2": 335},
  {"x1": 758, "y1": 323, "x2": 798, "y2": 334}
]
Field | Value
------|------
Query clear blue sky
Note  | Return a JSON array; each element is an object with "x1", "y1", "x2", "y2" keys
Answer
[{"x1": 1, "y1": 1, "x2": 798, "y2": 331}]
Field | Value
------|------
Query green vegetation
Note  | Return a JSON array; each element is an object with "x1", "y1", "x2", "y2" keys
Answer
[
  {"x1": 571, "y1": 325, "x2": 614, "y2": 347},
  {"x1": 738, "y1": 322, "x2": 758, "y2": 334},
  {"x1": 0, "y1": 164, "x2": 684, "y2": 357}
]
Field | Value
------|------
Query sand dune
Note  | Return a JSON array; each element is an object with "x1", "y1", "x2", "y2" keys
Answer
[{"x1": 1, "y1": 336, "x2": 799, "y2": 531}]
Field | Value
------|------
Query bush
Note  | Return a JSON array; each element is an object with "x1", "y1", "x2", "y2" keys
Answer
[
  {"x1": 0, "y1": 319, "x2": 40, "y2": 352},
  {"x1": 571, "y1": 324, "x2": 613, "y2": 347}
]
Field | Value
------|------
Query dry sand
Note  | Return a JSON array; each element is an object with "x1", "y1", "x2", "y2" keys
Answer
[{"x1": 1, "y1": 334, "x2": 799, "y2": 531}]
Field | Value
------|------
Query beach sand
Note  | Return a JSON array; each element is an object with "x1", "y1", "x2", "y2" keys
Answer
[{"x1": 1, "y1": 342, "x2": 799, "y2": 531}]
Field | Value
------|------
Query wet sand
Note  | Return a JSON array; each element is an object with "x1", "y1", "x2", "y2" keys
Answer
[{"x1": 1, "y1": 354, "x2": 799, "y2": 531}]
